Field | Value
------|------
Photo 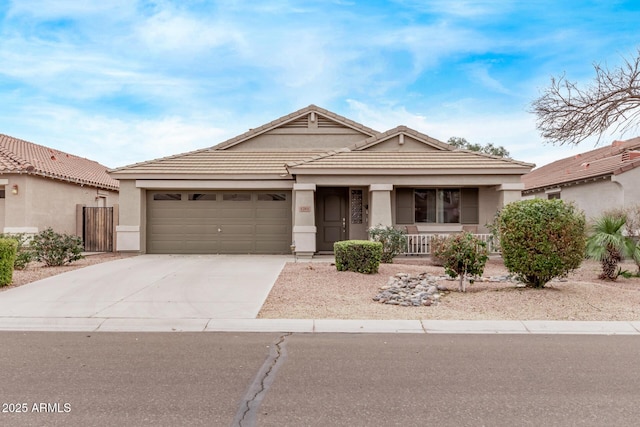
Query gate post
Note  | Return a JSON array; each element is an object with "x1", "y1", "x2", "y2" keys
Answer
[{"x1": 75, "y1": 204, "x2": 85, "y2": 239}]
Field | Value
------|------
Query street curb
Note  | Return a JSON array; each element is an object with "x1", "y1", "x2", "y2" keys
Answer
[{"x1": 0, "y1": 318, "x2": 639, "y2": 334}]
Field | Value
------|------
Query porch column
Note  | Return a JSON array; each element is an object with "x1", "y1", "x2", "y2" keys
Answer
[
  {"x1": 292, "y1": 183, "x2": 316, "y2": 258},
  {"x1": 115, "y1": 180, "x2": 142, "y2": 252},
  {"x1": 497, "y1": 183, "x2": 525, "y2": 207},
  {"x1": 369, "y1": 184, "x2": 393, "y2": 228}
]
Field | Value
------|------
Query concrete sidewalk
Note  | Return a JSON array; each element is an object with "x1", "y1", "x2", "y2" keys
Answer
[
  {"x1": 1, "y1": 254, "x2": 639, "y2": 334},
  {"x1": 0, "y1": 317, "x2": 639, "y2": 334}
]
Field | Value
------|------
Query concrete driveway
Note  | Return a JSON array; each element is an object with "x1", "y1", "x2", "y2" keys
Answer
[{"x1": 0, "y1": 255, "x2": 288, "y2": 322}]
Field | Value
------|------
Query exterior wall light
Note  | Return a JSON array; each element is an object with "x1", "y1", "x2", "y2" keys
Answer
[{"x1": 11, "y1": 184, "x2": 18, "y2": 195}]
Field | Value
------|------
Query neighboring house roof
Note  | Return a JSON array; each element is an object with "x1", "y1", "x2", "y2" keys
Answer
[
  {"x1": 0, "y1": 134, "x2": 119, "y2": 191},
  {"x1": 522, "y1": 137, "x2": 640, "y2": 193}
]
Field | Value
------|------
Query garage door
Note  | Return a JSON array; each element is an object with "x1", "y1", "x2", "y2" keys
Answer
[{"x1": 147, "y1": 191, "x2": 292, "y2": 254}]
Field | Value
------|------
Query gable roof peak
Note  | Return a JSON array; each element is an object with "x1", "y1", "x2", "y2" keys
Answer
[
  {"x1": 212, "y1": 104, "x2": 380, "y2": 151},
  {"x1": 348, "y1": 125, "x2": 452, "y2": 151}
]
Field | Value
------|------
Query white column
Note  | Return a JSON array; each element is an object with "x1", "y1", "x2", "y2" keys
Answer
[
  {"x1": 292, "y1": 183, "x2": 316, "y2": 258},
  {"x1": 369, "y1": 184, "x2": 393, "y2": 228}
]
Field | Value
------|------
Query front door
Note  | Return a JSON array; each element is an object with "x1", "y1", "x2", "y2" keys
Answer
[{"x1": 316, "y1": 187, "x2": 348, "y2": 252}]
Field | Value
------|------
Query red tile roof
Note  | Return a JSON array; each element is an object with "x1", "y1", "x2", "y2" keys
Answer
[
  {"x1": 522, "y1": 137, "x2": 640, "y2": 192},
  {"x1": 0, "y1": 134, "x2": 119, "y2": 191}
]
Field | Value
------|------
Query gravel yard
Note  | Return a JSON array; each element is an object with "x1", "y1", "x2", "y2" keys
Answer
[
  {"x1": 258, "y1": 257, "x2": 640, "y2": 321},
  {"x1": 6, "y1": 254, "x2": 640, "y2": 321}
]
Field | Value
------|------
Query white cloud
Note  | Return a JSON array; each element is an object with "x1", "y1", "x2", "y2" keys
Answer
[
  {"x1": 7, "y1": 105, "x2": 230, "y2": 168},
  {"x1": 136, "y1": 10, "x2": 247, "y2": 53},
  {"x1": 466, "y1": 63, "x2": 513, "y2": 95}
]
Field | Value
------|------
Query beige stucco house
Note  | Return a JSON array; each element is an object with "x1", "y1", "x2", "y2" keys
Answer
[
  {"x1": 522, "y1": 137, "x2": 640, "y2": 220},
  {"x1": 110, "y1": 105, "x2": 533, "y2": 257},
  {"x1": 0, "y1": 134, "x2": 119, "y2": 236}
]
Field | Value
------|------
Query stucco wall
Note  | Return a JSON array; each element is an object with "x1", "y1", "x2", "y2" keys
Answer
[
  {"x1": 2, "y1": 175, "x2": 118, "y2": 235},
  {"x1": 226, "y1": 131, "x2": 368, "y2": 151},
  {"x1": 613, "y1": 167, "x2": 640, "y2": 209},
  {"x1": 527, "y1": 178, "x2": 622, "y2": 221},
  {"x1": 364, "y1": 136, "x2": 440, "y2": 152},
  {"x1": 478, "y1": 186, "x2": 500, "y2": 233}
]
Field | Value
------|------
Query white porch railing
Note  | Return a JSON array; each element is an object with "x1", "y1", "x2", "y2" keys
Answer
[{"x1": 403, "y1": 233, "x2": 500, "y2": 255}]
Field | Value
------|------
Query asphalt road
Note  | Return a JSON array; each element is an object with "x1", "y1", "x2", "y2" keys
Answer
[{"x1": 1, "y1": 332, "x2": 639, "y2": 427}]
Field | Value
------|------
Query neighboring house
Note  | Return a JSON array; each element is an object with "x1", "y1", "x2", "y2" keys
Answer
[
  {"x1": 522, "y1": 137, "x2": 640, "y2": 220},
  {"x1": 0, "y1": 134, "x2": 119, "y2": 236},
  {"x1": 109, "y1": 105, "x2": 533, "y2": 257}
]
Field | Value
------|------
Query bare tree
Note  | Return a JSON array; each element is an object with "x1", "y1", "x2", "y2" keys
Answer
[{"x1": 531, "y1": 49, "x2": 640, "y2": 145}]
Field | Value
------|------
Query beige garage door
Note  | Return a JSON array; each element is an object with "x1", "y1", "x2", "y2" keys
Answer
[{"x1": 147, "y1": 191, "x2": 292, "y2": 254}]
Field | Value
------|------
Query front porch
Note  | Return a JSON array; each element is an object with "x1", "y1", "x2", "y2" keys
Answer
[{"x1": 291, "y1": 182, "x2": 519, "y2": 258}]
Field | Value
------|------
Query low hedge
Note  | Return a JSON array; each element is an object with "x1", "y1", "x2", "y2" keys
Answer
[
  {"x1": 334, "y1": 240, "x2": 382, "y2": 274},
  {"x1": 0, "y1": 238, "x2": 18, "y2": 286}
]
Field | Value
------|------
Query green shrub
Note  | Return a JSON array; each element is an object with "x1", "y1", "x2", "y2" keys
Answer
[
  {"x1": 368, "y1": 226, "x2": 407, "y2": 263},
  {"x1": 429, "y1": 235, "x2": 448, "y2": 266},
  {"x1": 0, "y1": 238, "x2": 18, "y2": 286},
  {"x1": 334, "y1": 240, "x2": 382, "y2": 274},
  {"x1": 495, "y1": 199, "x2": 586, "y2": 288},
  {"x1": 586, "y1": 214, "x2": 636, "y2": 280},
  {"x1": 30, "y1": 228, "x2": 85, "y2": 267},
  {"x1": 432, "y1": 232, "x2": 489, "y2": 292},
  {"x1": 0, "y1": 233, "x2": 34, "y2": 270}
]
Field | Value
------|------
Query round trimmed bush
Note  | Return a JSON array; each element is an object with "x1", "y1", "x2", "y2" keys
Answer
[{"x1": 495, "y1": 199, "x2": 586, "y2": 288}]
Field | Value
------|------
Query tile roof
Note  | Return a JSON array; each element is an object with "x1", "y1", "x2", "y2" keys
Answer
[
  {"x1": 287, "y1": 150, "x2": 534, "y2": 172},
  {"x1": 0, "y1": 134, "x2": 119, "y2": 191},
  {"x1": 110, "y1": 150, "x2": 323, "y2": 176},
  {"x1": 522, "y1": 137, "x2": 640, "y2": 192},
  {"x1": 348, "y1": 125, "x2": 452, "y2": 151}
]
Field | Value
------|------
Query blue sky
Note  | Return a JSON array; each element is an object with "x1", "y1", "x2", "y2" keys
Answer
[{"x1": 1, "y1": 0, "x2": 639, "y2": 169}]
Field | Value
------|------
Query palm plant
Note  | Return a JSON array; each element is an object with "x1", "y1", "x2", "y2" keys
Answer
[{"x1": 586, "y1": 214, "x2": 635, "y2": 280}]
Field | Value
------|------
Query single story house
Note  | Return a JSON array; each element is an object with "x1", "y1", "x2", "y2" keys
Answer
[
  {"x1": 522, "y1": 137, "x2": 640, "y2": 220},
  {"x1": 109, "y1": 105, "x2": 534, "y2": 257},
  {"x1": 0, "y1": 133, "x2": 119, "y2": 236}
]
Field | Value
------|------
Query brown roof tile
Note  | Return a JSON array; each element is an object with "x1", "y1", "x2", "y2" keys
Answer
[
  {"x1": 0, "y1": 134, "x2": 119, "y2": 190},
  {"x1": 287, "y1": 151, "x2": 533, "y2": 172},
  {"x1": 110, "y1": 151, "x2": 322, "y2": 176},
  {"x1": 522, "y1": 137, "x2": 640, "y2": 192}
]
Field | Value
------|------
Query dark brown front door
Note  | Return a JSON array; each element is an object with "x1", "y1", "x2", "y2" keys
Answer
[{"x1": 316, "y1": 187, "x2": 348, "y2": 252}]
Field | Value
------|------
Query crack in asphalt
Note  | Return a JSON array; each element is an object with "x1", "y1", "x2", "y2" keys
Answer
[{"x1": 231, "y1": 332, "x2": 292, "y2": 427}]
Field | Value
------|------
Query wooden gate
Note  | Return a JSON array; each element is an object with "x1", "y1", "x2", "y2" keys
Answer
[{"x1": 83, "y1": 207, "x2": 113, "y2": 252}]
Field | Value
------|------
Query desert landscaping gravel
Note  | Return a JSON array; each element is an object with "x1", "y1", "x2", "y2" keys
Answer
[
  {"x1": 258, "y1": 258, "x2": 640, "y2": 321},
  {"x1": 5, "y1": 254, "x2": 640, "y2": 321}
]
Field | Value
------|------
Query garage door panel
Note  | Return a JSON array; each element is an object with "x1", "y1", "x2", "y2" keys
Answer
[
  {"x1": 256, "y1": 209, "x2": 290, "y2": 219},
  {"x1": 217, "y1": 209, "x2": 255, "y2": 219},
  {"x1": 185, "y1": 241, "x2": 220, "y2": 252},
  {"x1": 256, "y1": 224, "x2": 289, "y2": 235},
  {"x1": 220, "y1": 224, "x2": 255, "y2": 236},
  {"x1": 147, "y1": 190, "x2": 291, "y2": 254}
]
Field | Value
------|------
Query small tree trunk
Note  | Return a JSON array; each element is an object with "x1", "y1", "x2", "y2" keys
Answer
[{"x1": 459, "y1": 274, "x2": 466, "y2": 292}]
